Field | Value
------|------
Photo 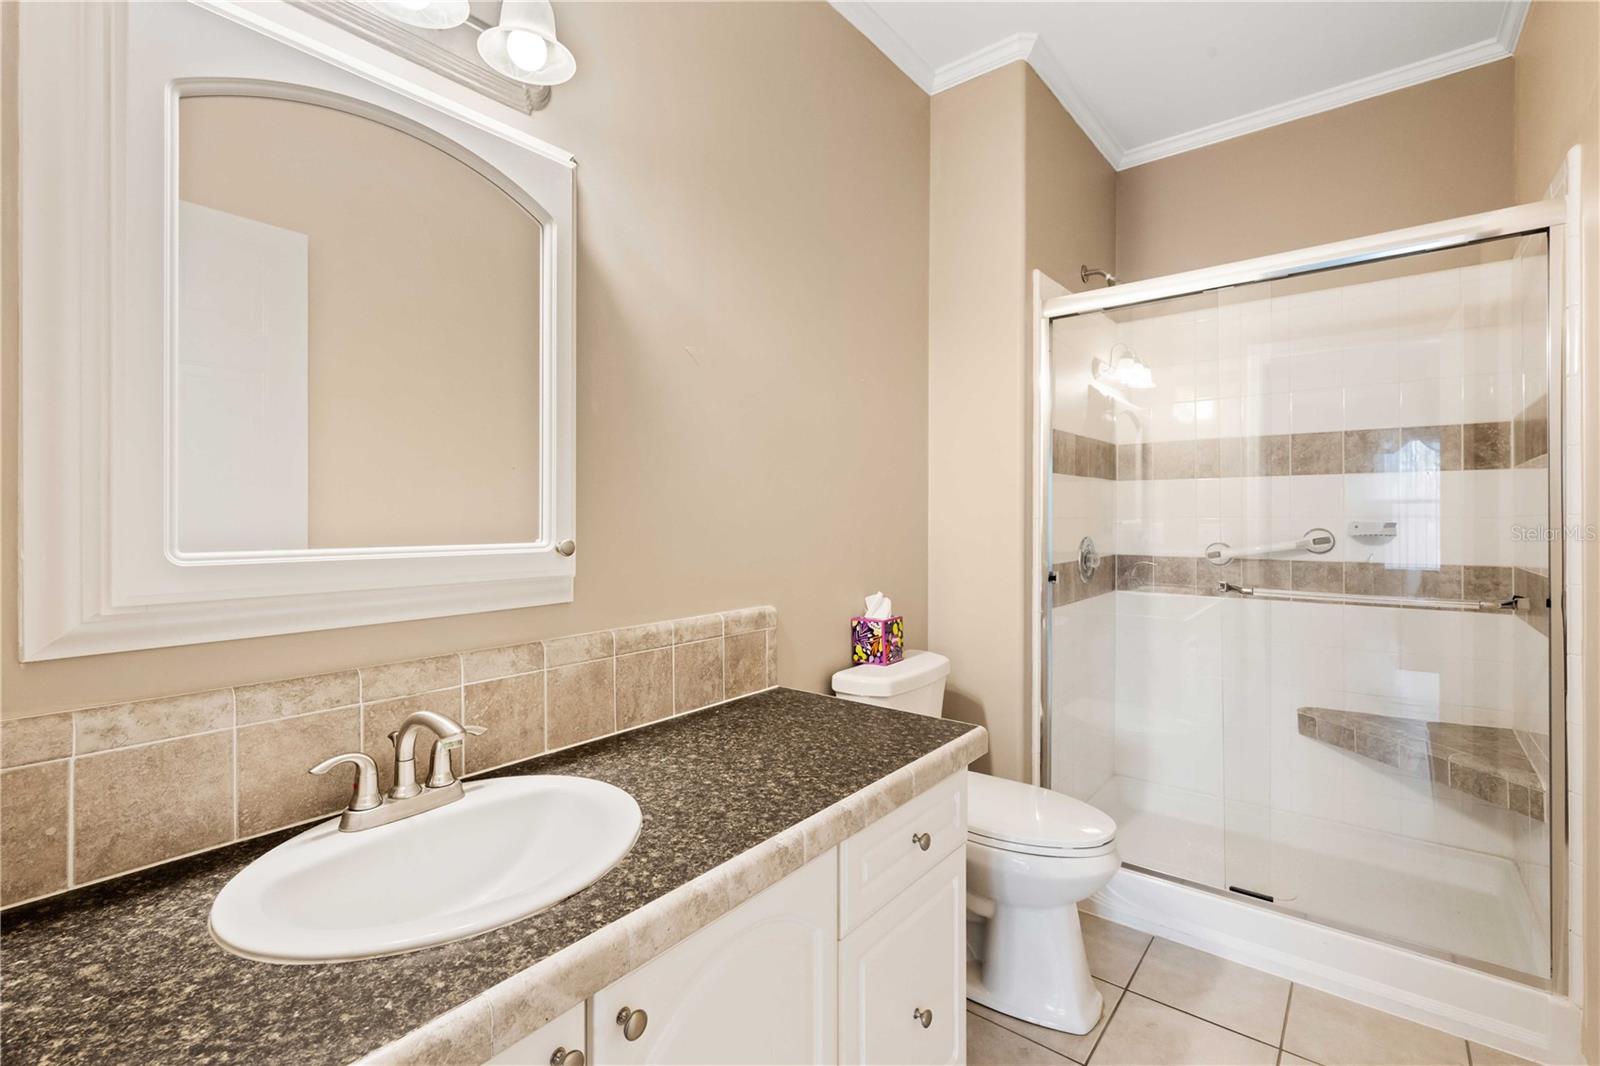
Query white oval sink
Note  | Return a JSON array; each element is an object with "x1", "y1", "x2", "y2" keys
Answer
[{"x1": 210, "y1": 776, "x2": 641, "y2": 963}]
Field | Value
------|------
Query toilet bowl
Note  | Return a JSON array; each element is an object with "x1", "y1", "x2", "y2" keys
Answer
[{"x1": 831, "y1": 650, "x2": 1120, "y2": 1036}]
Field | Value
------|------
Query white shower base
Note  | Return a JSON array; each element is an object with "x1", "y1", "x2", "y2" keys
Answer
[{"x1": 1089, "y1": 775, "x2": 1549, "y2": 977}]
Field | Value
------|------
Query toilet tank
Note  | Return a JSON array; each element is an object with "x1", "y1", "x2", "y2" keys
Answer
[{"x1": 830, "y1": 650, "x2": 951, "y2": 717}]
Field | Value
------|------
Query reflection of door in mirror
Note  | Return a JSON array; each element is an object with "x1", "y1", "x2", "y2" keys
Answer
[{"x1": 175, "y1": 92, "x2": 543, "y2": 553}]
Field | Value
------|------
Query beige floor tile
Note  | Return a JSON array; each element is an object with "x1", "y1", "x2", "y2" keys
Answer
[
  {"x1": 1090, "y1": 993, "x2": 1278, "y2": 1066},
  {"x1": 1082, "y1": 912, "x2": 1154, "y2": 986},
  {"x1": 1279, "y1": 1054, "x2": 1318, "y2": 1065},
  {"x1": 969, "y1": 978, "x2": 1124, "y2": 1063},
  {"x1": 969, "y1": 1012, "x2": 1074, "y2": 1065},
  {"x1": 1130, "y1": 938, "x2": 1291, "y2": 1045},
  {"x1": 1467, "y1": 1042, "x2": 1538, "y2": 1065},
  {"x1": 1282, "y1": 986, "x2": 1468, "y2": 1066}
]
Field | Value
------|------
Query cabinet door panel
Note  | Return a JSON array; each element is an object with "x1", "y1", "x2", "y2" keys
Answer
[
  {"x1": 838, "y1": 848, "x2": 966, "y2": 1066},
  {"x1": 592, "y1": 851, "x2": 838, "y2": 1065}
]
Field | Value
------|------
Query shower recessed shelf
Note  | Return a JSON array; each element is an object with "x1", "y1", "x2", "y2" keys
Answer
[{"x1": 1297, "y1": 707, "x2": 1547, "y2": 822}]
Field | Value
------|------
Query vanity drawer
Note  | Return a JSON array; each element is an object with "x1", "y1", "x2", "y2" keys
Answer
[{"x1": 839, "y1": 772, "x2": 965, "y2": 937}]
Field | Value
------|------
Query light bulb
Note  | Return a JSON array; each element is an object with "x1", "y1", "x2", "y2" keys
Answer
[{"x1": 505, "y1": 29, "x2": 550, "y2": 73}]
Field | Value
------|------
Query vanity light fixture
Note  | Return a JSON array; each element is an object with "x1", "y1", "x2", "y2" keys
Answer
[
  {"x1": 374, "y1": 0, "x2": 471, "y2": 30},
  {"x1": 476, "y1": 0, "x2": 577, "y2": 86}
]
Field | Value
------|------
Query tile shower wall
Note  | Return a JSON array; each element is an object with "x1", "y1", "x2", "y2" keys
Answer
[{"x1": 0, "y1": 606, "x2": 778, "y2": 908}]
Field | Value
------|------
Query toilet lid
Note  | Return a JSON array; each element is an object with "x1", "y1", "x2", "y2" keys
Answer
[{"x1": 966, "y1": 771, "x2": 1117, "y2": 852}]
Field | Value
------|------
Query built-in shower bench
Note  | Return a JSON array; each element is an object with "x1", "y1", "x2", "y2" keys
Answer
[{"x1": 1297, "y1": 707, "x2": 1548, "y2": 821}]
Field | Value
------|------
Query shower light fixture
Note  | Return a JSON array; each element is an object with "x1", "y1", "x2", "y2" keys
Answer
[
  {"x1": 477, "y1": 0, "x2": 578, "y2": 86},
  {"x1": 374, "y1": 0, "x2": 470, "y2": 30},
  {"x1": 1094, "y1": 343, "x2": 1155, "y2": 391}
]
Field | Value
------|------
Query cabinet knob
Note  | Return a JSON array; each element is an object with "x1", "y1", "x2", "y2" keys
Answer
[
  {"x1": 616, "y1": 1006, "x2": 648, "y2": 1042},
  {"x1": 913, "y1": 1007, "x2": 934, "y2": 1029},
  {"x1": 912, "y1": 832, "x2": 931, "y2": 851},
  {"x1": 550, "y1": 1048, "x2": 585, "y2": 1066}
]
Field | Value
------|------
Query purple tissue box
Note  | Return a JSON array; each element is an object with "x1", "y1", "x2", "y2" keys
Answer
[{"x1": 850, "y1": 616, "x2": 904, "y2": 665}]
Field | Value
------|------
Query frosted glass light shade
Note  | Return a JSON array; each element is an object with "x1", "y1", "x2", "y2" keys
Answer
[
  {"x1": 375, "y1": 0, "x2": 471, "y2": 30},
  {"x1": 477, "y1": 0, "x2": 576, "y2": 86}
]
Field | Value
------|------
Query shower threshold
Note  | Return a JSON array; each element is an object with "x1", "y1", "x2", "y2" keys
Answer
[{"x1": 1089, "y1": 775, "x2": 1550, "y2": 979}]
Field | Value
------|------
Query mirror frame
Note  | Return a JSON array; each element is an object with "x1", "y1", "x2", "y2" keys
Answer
[{"x1": 18, "y1": 1, "x2": 578, "y2": 660}]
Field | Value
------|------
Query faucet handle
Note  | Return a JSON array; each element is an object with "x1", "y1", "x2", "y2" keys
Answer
[
  {"x1": 309, "y1": 752, "x2": 383, "y2": 812},
  {"x1": 424, "y1": 725, "x2": 488, "y2": 789}
]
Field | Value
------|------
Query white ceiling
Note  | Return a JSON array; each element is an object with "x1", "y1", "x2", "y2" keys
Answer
[{"x1": 831, "y1": 1, "x2": 1528, "y2": 170}]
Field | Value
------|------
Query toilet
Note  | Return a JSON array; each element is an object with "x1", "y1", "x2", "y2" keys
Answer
[{"x1": 831, "y1": 649, "x2": 1120, "y2": 1036}]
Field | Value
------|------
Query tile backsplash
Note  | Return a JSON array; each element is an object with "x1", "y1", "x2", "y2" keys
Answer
[{"x1": 0, "y1": 606, "x2": 778, "y2": 908}]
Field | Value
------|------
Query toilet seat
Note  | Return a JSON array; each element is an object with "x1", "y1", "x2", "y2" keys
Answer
[{"x1": 965, "y1": 771, "x2": 1117, "y2": 857}]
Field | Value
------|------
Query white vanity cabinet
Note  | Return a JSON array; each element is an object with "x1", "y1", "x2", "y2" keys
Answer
[
  {"x1": 591, "y1": 852, "x2": 838, "y2": 1065},
  {"x1": 568, "y1": 772, "x2": 968, "y2": 1066}
]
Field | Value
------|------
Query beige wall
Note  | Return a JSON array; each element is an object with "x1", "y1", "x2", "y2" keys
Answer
[
  {"x1": 1, "y1": 2, "x2": 930, "y2": 717},
  {"x1": 928, "y1": 62, "x2": 1115, "y2": 782},
  {"x1": 1511, "y1": 1, "x2": 1600, "y2": 1058},
  {"x1": 1114, "y1": 60, "x2": 1516, "y2": 281},
  {"x1": 1023, "y1": 67, "x2": 1117, "y2": 292},
  {"x1": 180, "y1": 94, "x2": 543, "y2": 548},
  {"x1": 928, "y1": 63, "x2": 1029, "y2": 779}
]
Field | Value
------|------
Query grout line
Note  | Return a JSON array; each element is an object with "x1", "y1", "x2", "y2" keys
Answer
[
  {"x1": 64, "y1": 752, "x2": 76, "y2": 889},
  {"x1": 1125, "y1": 933, "x2": 1155, "y2": 987},
  {"x1": 1120, "y1": 990, "x2": 1281, "y2": 1055},
  {"x1": 230, "y1": 690, "x2": 239, "y2": 840},
  {"x1": 1083, "y1": 979, "x2": 1131, "y2": 1065},
  {"x1": 1279, "y1": 983, "x2": 1294, "y2": 1050}
]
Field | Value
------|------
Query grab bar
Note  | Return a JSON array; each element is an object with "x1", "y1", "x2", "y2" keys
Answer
[
  {"x1": 1216, "y1": 581, "x2": 1523, "y2": 612},
  {"x1": 1204, "y1": 528, "x2": 1335, "y2": 565}
]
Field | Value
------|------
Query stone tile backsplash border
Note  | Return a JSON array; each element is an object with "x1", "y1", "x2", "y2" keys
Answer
[{"x1": 0, "y1": 606, "x2": 778, "y2": 908}]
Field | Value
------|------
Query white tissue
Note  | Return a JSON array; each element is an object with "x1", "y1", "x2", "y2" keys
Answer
[{"x1": 864, "y1": 592, "x2": 894, "y2": 619}]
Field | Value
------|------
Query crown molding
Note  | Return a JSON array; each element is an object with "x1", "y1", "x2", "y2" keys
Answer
[
  {"x1": 830, "y1": 1, "x2": 935, "y2": 92},
  {"x1": 928, "y1": 31, "x2": 1035, "y2": 93},
  {"x1": 1022, "y1": 36, "x2": 1127, "y2": 172},
  {"x1": 1497, "y1": 0, "x2": 1531, "y2": 54},
  {"x1": 1116, "y1": 35, "x2": 1515, "y2": 169},
  {"x1": 830, "y1": 1, "x2": 1526, "y2": 173}
]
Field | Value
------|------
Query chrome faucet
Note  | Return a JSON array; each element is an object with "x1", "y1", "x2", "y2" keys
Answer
[{"x1": 309, "y1": 710, "x2": 485, "y2": 832}]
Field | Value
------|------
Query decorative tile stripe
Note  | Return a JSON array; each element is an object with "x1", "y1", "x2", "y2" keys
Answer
[
  {"x1": 1296, "y1": 706, "x2": 1547, "y2": 822},
  {"x1": 1108, "y1": 554, "x2": 1521, "y2": 608},
  {"x1": 0, "y1": 606, "x2": 779, "y2": 908},
  {"x1": 1513, "y1": 394, "x2": 1550, "y2": 469},
  {"x1": 1112, "y1": 422, "x2": 1521, "y2": 480},
  {"x1": 1050, "y1": 556, "x2": 1118, "y2": 606},
  {"x1": 1051, "y1": 429, "x2": 1116, "y2": 480}
]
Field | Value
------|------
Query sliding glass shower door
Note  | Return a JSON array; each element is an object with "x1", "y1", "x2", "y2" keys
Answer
[{"x1": 1045, "y1": 229, "x2": 1559, "y2": 983}]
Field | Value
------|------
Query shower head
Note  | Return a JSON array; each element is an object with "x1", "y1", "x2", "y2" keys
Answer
[{"x1": 1081, "y1": 264, "x2": 1117, "y2": 287}]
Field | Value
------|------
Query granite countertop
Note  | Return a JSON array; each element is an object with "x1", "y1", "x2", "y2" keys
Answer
[{"x1": 0, "y1": 689, "x2": 986, "y2": 1066}]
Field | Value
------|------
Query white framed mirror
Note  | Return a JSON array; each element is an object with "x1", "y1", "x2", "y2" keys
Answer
[{"x1": 18, "y1": 1, "x2": 576, "y2": 660}]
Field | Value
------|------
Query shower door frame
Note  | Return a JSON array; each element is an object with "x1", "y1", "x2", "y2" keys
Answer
[{"x1": 1035, "y1": 198, "x2": 1571, "y2": 993}]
